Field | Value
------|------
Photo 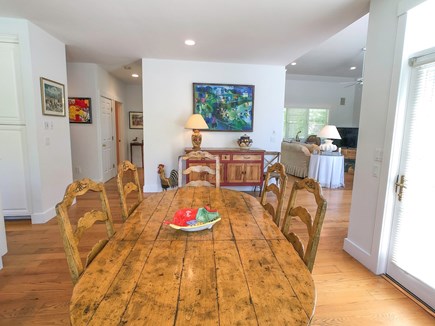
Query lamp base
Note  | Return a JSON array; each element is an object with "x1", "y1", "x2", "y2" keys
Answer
[
  {"x1": 320, "y1": 139, "x2": 337, "y2": 152},
  {"x1": 191, "y1": 129, "x2": 202, "y2": 151}
]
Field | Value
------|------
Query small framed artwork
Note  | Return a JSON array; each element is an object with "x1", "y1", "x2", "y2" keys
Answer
[
  {"x1": 193, "y1": 83, "x2": 255, "y2": 131},
  {"x1": 68, "y1": 97, "x2": 92, "y2": 123},
  {"x1": 40, "y1": 77, "x2": 66, "y2": 116},
  {"x1": 129, "y1": 111, "x2": 143, "y2": 129}
]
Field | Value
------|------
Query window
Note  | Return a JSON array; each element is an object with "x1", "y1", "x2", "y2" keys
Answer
[{"x1": 283, "y1": 108, "x2": 328, "y2": 140}]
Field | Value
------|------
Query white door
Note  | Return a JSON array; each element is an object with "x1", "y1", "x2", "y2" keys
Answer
[
  {"x1": 100, "y1": 96, "x2": 116, "y2": 182},
  {"x1": 386, "y1": 53, "x2": 435, "y2": 309}
]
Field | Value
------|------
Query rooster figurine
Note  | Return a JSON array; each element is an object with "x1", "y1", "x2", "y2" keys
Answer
[{"x1": 157, "y1": 164, "x2": 178, "y2": 191}]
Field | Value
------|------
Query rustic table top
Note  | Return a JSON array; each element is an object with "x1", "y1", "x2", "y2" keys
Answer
[{"x1": 70, "y1": 187, "x2": 316, "y2": 325}]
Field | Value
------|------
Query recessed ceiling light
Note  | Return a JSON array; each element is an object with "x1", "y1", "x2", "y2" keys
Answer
[
  {"x1": 291, "y1": 62, "x2": 297, "y2": 66},
  {"x1": 132, "y1": 73, "x2": 139, "y2": 78},
  {"x1": 185, "y1": 39, "x2": 196, "y2": 46},
  {"x1": 350, "y1": 66, "x2": 356, "y2": 70}
]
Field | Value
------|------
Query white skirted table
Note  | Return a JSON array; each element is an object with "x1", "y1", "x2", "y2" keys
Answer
[{"x1": 308, "y1": 154, "x2": 345, "y2": 188}]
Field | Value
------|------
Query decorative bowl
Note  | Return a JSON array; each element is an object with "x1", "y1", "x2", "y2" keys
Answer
[{"x1": 168, "y1": 218, "x2": 221, "y2": 232}]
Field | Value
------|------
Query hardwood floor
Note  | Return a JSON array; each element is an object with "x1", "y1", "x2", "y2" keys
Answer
[{"x1": 0, "y1": 172, "x2": 433, "y2": 325}]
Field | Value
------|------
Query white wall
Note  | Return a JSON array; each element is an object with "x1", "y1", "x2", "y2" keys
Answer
[
  {"x1": 67, "y1": 63, "x2": 100, "y2": 180},
  {"x1": 67, "y1": 63, "x2": 126, "y2": 181},
  {"x1": 142, "y1": 59, "x2": 286, "y2": 192},
  {"x1": 285, "y1": 75, "x2": 359, "y2": 127},
  {"x1": 0, "y1": 18, "x2": 73, "y2": 223},
  {"x1": 344, "y1": 0, "x2": 435, "y2": 273}
]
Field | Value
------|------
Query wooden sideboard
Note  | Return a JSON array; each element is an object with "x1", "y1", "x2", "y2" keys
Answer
[
  {"x1": 341, "y1": 147, "x2": 357, "y2": 160},
  {"x1": 185, "y1": 148, "x2": 265, "y2": 187}
]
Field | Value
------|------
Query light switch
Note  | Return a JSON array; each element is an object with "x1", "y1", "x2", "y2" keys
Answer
[
  {"x1": 372, "y1": 164, "x2": 380, "y2": 178},
  {"x1": 375, "y1": 148, "x2": 383, "y2": 162}
]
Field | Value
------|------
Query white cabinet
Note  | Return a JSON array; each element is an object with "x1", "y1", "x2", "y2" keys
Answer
[
  {"x1": 0, "y1": 36, "x2": 30, "y2": 217},
  {"x1": 0, "y1": 126, "x2": 31, "y2": 215},
  {"x1": 0, "y1": 37, "x2": 25, "y2": 125}
]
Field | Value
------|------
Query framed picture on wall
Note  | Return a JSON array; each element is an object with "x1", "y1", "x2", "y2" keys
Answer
[
  {"x1": 40, "y1": 77, "x2": 66, "y2": 116},
  {"x1": 68, "y1": 97, "x2": 92, "y2": 123},
  {"x1": 129, "y1": 111, "x2": 143, "y2": 129},
  {"x1": 193, "y1": 83, "x2": 255, "y2": 131}
]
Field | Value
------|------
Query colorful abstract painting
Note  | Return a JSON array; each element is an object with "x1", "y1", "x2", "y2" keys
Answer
[
  {"x1": 193, "y1": 83, "x2": 254, "y2": 131},
  {"x1": 68, "y1": 97, "x2": 92, "y2": 123}
]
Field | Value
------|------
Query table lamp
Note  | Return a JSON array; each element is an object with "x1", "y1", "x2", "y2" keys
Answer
[
  {"x1": 317, "y1": 125, "x2": 341, "y2": 152},
  {"x1": 185, "y1": 114, "x2": 209, "y2": 150}
]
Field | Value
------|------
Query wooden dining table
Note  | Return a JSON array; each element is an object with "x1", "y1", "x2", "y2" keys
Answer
[{"x1": 70, "y1": 187, "x2": 316, "y2": 325}]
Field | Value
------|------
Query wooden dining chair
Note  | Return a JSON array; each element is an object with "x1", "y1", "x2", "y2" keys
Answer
[
  {"x1": 260, "y1": 162, "x2": 288, "y2": 226},
  {"x1": 178, "y1": 151, "x2": 220, "y2": 187},
  {"x1": 117, "y1": 160, "x2": 143, "y2": 221},
  {"x1": 55, "y1": 178, "x2": 115, "y2": 284},
  {"x1": 256, "y1": 150, "x2": 281, "y2": 194},
  {"x1": 281, "y1": 178, "x2": 327, "y2": 272}
]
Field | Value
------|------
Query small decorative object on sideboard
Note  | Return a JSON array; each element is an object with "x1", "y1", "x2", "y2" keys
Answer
[{"x1": 237, "y1": 134, "x2": 253, "y2": 148}]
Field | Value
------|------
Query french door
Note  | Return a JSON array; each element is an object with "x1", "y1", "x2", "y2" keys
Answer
[{"x1": 387, "y1": 52, "x2": 435, "y2": 310}]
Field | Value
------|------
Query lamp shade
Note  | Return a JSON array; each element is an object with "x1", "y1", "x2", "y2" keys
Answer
[
  {"x1": 184, "y1": 114, "x2": 209, "y2": 130},
  {"x1": 317, "y1": 125, "x2": 341, "y2": 139}
]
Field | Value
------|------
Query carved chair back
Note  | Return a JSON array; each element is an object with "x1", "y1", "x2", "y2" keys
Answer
[
  {"x1": 260, "y1": 162, "x2": 288, "y2": 226},
  {"x1": 281, "y1": 178, "x2": 327, "y2": 272},
  {"x1": 257, "y1": 151, "x2": 281, "y2": 194},
  {"x1": 117, "y1": 160, "x2": 143, "y2": 221},
  {"x1": 178, "y1": 151, "x2": 220, "y2": 188},
  {"x1": 55, "y1": 178, "x2": 115, "y2": 284}
]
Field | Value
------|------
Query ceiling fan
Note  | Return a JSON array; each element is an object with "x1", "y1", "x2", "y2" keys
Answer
[{"x1": 342, "y1": 47, "x2": 366, "y2": 88}]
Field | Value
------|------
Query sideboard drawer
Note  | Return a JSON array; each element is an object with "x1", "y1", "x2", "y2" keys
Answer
[
  {"x1": 221, "y1": 154, "x2": 231, "y2": 161},
  {"x1": 233, "y1": 154, "x2": 262, "y2": 161}
]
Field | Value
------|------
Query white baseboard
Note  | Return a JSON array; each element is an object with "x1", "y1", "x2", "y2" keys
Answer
[
  {"x1": 31, "y1": 207, "x2": 56, "y2": 224},
  {"x1": 343, "y1": 237, "x2": 378, "y2": 274}
]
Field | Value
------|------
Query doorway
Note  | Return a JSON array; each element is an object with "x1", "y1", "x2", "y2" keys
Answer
[{"x1": 115, "y1": 100, "x2": 125, "y2": 165}]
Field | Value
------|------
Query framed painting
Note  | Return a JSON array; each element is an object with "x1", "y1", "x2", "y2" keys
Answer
[
  {"x1": 129, "y1": 111, "x2": 143, "y2": 129},
  {"x1": 68, "y1": 97, "x2": 92, "y2": 123},
  {"x1": 40, "y1": 77, "x2": 66, "y2": 116},
  {"x1": 193, "y1": 83, "x2": 254, "y2": 131}
]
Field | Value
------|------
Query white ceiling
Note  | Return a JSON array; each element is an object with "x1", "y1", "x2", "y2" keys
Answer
[
  {"x1": 0, "y1": 0, "x2": 370, "y2": 85},
  {"x1": 286, "y1": 14, "x2": 369, "y2": 80}
]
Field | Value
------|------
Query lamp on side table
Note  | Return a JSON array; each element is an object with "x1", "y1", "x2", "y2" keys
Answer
[{"x1": 318, "y1": 125, "x2": 342, "y2": 152}]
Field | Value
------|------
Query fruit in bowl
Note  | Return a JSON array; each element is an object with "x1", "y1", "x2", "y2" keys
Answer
[{"x1": 237, "y1": 134, "x2": 253, "y2": 148}]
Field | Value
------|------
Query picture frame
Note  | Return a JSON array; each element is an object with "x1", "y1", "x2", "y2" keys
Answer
[
  {"x1": 129, "y1": 111, "x2": 143, "y2": 129},
  {"x1": 40, "y1": 77, "x2": 66, "y2": 116},
  {"x1": 68, "y1": 97, "x2": 92, "y2": 123},
  {"x1": 193, "y1": 83, "x2": 255, "y2": 132}
]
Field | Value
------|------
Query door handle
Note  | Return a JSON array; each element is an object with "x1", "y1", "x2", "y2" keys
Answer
[
  {"x1": 103, "y1": 144, "x2": 106, "y2": 147},
  {"x1": 395, "y1": 175, "x2": 406, "y2": 201}
]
